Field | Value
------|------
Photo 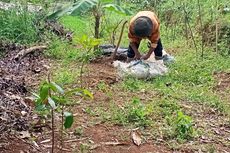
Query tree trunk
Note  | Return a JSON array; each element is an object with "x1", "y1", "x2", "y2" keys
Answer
[{"x1": 94, "y1": 15, "x2": 100, "y2": 39}]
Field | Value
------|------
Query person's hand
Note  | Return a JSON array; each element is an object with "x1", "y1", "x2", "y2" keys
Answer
[
  {"x1": 134, "y1": 52, "x2": 141, "y2": 60},
  {"x1": 141, "y1": 54, "x2": 151, "y2": 60}
]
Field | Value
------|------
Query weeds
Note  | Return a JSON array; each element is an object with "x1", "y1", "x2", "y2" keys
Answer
[
  {"x1": 0, "y1": 7, "x2": 45, "y2": 44},
  {"x1": 52, "y1": 63, "x2": 80, "y2": 86},
  {"x1": 111, "y1": 98, "x2": 151, "y2": 127},
  {"x1": 166, "y1": 111, "x2": 195, "y2": 141}
]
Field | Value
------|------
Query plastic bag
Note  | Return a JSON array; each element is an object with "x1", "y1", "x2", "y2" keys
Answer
[{"x1": 113, "y1": 60, "x2": 168, "y2": 79}]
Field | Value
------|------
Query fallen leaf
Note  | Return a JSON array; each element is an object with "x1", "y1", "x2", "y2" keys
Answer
[
  {"x1": 19, "y1": 131, "x2": 31, "y2": 139},
  {"x1": 131, "y1": 131, "x2": 142, "y2": 146},
  {"x1": 32, "y1": 141, "x2": 39, "y2": 148},
  {"x1": 21, "y1": 111, "x2": 27, "y2": 116}
]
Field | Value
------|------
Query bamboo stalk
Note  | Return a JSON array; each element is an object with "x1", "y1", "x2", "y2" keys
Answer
[
  {"x1": 215, "y1": 0, "x2": 219, "y2": 54},
  {"x1": 198, "y1": 0, "x2": 204, "y2": 59}
]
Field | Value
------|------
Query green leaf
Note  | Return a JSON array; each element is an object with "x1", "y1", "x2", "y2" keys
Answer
[
  {"x1": 32, "y1": 92, "x2": 40, "y2": 99},
  {"x1": 65, "y1": 88, "x2": 82, "y2": 96},
  {"x1": 48, "y1": 97, "x2": 56, "y2": 109},
  {"x1": 47, "y1": 0, "x2": 98, "y2": 19},
  {"x1": 83, "y1": 89, "x2": 94, "y2": 99},
  {"x1": 103, "y1": 4, "x2": 133, "y2": 16},
  {"x1": 47, "y1": 4, "x2": 72, "y2": 19},
  {"x1": 35, "y1": 104, "x2": 48, "y2": 111},
  {"x1": 100, "y1": 0, "x2": 113, "y2": 4},
  {"x1": 65, "y1": 88, "x2": 93, "y2": 99},
  {"x1": 50, "y1": 82, "x2": 65, "y2": 94},
  {"x1": 70, "y1": 0, "x2": 98, "y2": 16},
  {"x1": 51, "y1": 95, "x2": 67, "y2": 105},
  {"x1": 39, "y1": 83, "x2": 50, "y2": 101},
  {"x1": 64, "y1": 111, "x2": 74, "y2": 128}
]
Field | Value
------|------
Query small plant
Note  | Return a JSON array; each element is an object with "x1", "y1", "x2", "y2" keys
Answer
[
  {"x1": 76, "y1": 34, "x2": 101, "y2": 86},
  {"x1": 167, "y1": 111, "x2": 195, "y2": 141},
  {"x1": 97, "y1": 81, "x2": 108, "y2": 92},
  {"x1": 33, "y1": 79, "x2": 93, "y2": 153},
  {"x1": 122, "y1": 78, "x2": 142, "y2": 91},
  {"x1": 112, "y1": 98, "x2": 151, "y2": 127},
  {"x1": 126, "y1": 98, "x2": 150, "y2": 126}
]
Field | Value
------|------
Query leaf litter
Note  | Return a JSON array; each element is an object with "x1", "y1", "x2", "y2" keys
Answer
[{"x1": 0, "y1": 42, "x2": 50, "y2": 151}]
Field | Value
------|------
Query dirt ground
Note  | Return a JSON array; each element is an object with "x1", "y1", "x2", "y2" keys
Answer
[{"x1": 0, "y1": 48, "x2": 230, "y2": 153}]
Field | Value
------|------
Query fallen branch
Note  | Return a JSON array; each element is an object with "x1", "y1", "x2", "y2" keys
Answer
[
  {"x1": 101, "y1": 141, "x2": 128, "y2": 146},
  {"x1": 89, "y1": 141, "x2": 129, "y2": 150},
  {"x1": 14, "y1": 45, "x2": 47, "y2": 61},
  {"x1": 64, "y1": 137, "x2": 88, "y2": 143}
]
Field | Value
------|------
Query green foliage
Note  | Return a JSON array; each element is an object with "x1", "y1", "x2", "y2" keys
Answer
[
  {"x1": 64, "y1": 111, "x2": 74, "y2": 128},
  {"x1": 76, "y1": 34, "x2": 101, "y2": 50},
  {"x1": 59, "y1": 15, "x2": 89, "y2": 36},
  {"x1": 155, "y1": 99, "x2": 180, "y2": 117},
  {"x1": 48, "y1": 0, "x2": 132, "y2": 19},
  {"x1": 167, "y1": 111, "x2": 195, "y2": 140},
  {"x1": 122, "y1": 78, "x2": 145, "y2": 91},
  {"x1": 0, "y1": 8, "x2": 45, "y2": 44},
  {"x1": 34, "y1": 81, "x2": 93, "y2": 129},
  {"x1": 111, "y1": 98, "x2": 151, "y2": 127},
  {"x1": 53, "y1": 65, "x2": 79, "y2": 86},
  {"x1": 74, "y1": 127, "x2": 84, "y2": 137},
  {"x1": 46, "y1": 38, "x2": 80, "y2": 61}
]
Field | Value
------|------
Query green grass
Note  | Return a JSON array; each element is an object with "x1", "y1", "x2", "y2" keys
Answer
[
  {"x1": 0, "y1": 9, "x2": 43, "y2": 44},
  {"x1": 45, "y1": 37, "x2": 81, "y2": 61},
  {"x1": 108, "y1": 98, "x2": 152, "y2": 127},
  {"x1": 59, "y1": 15, "x2": 90, "y2": 37},
  {"x1": 45, "y1": 5, "x2": 230, "y2": 146}
]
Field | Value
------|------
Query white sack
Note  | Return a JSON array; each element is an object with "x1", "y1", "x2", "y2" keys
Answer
[{"x1": 113, "y1": 60, "x2": 168, "y2": 79}]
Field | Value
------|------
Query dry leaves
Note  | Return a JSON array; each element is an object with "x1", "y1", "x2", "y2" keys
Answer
[
  {"x1": 19, "y1": 131, "x2": 31, "y2": 139},
  {"x1": 131, "y1": 131, "x2": 142, "y2": 146}
]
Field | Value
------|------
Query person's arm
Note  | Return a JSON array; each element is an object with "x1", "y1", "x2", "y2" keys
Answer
[
  {"x1": 141, "y1": 26, "x2": 160, "y2": 60},
  {"x1": 130, "y1": 42, "x2": 141, "y2": 59},
  {"x1": 128, "y1": 28, "x2": 141, "y2": 59},
  {"x1": 141, "y1": 47, "x2": 155, "y2": 60}
]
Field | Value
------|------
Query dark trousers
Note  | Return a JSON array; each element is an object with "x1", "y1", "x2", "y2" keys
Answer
[{"x1": 127, "y1": 38, "x2": 163, "y2": 58}]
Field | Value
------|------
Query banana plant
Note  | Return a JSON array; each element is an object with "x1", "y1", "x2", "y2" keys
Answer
[{"x1": 47, "y1": 0, "x2": 132, "y2": 39}]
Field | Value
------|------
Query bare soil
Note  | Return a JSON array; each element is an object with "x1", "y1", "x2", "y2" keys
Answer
[{"x1": 0, "y1": 48, "x2": 230, "y2": 153}]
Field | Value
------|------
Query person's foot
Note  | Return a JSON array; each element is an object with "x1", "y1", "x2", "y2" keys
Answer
[
  {"x1": 155, "y1": 56, "x2": 164, "y2": 60},
  {"x1": 155, "y1": 54, "x2": 175, "y2": 64},
  {"x1": 162, "y1": 54, "x2": 175, "y2": 64}
]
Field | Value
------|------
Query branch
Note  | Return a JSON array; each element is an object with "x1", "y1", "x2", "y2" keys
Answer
[
  {"x1": 14, "y1": 45, "x2": 47, "y2": 61},
  {"x1": 112, "y1": 20, "x2": 128, "y2": 60}
]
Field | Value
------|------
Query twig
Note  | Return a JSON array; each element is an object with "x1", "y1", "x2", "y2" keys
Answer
[
  {"x1": 57, "y1": 145, "x2": 72, "y2": 152},
  {"x1": 112, "y1": 20, "x2": 123, "y2": 46},
  {"x1": 40, "y1": 139, "x2": 51, "y2": 144},
  {"x1": 48, "y1": 73, "x2": 54, "y2": 153},
  {"x1": 14, "y1": 45, "x2": 47, "y2": 61},
  {"x1": 101, "y1": 141, "x2": 128, "y2": 146},
  {"x1": 60, "y1": 105, "x2": 64, "y2": 153},
  {"x1": 182, "y1": 3, "x2": 198, "y2": 57},
  {"x1": 64, "y1": 137, "x2": 88, "y2": 143},
  {"x1": 112, "y1": 20, "x2": 128, "y2": 60},
  {"x1": 90, "y1": 141, "x2": 128, "y2": 150}
]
